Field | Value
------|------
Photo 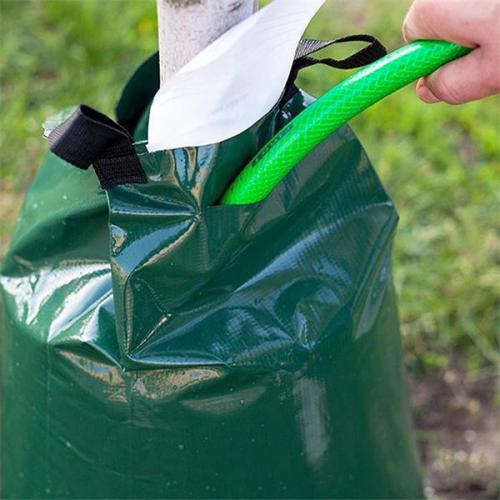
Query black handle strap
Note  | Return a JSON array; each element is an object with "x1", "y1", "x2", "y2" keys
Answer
[
  {"x1": 47, "y1": 105, "x2": 147, "y2": 189},
  {"x1": 283, "y1": 34, "x2": 387, "y2": 102},
  {"x1": 295, "y1": 34, "x2": 386, "y2": 70}
]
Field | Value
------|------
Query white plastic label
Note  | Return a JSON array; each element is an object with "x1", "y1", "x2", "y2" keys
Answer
[{"x1": 147, "y1": 0, "x2": 326, "y2": 152}]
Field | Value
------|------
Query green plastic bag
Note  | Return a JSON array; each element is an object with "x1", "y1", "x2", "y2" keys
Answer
[{"x1": 0, "y1": 53, "x2": 422, "y2": 498}]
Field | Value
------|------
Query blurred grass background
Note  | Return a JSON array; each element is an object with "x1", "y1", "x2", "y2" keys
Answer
[{"x1": 0, "y1": 0, "x2": 498, "y2": 496}]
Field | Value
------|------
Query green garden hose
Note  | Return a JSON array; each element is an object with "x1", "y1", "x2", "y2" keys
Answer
[{"x1": 221, "y1": 40, "x2": 471, "y2": 205}]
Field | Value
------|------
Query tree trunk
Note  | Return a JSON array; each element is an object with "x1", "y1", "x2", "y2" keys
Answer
[{"x1": 156, "y1": 0, "x2": 258, "y2": 86}]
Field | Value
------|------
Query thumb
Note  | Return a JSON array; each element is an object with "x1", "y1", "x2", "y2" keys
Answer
[{"x1": 417, "y1": 49, "x2": 498, "y2": 104}]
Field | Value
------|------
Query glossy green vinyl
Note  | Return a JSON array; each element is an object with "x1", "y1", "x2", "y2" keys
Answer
[{"x1": 0, "y1": 54, "x2": 422, "y2": 498}]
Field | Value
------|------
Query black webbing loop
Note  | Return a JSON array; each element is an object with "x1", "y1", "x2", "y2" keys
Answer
[
  {"x1": 295, "y1": 34, "x2": 386, "y2": 70},
  {"x1": 47, "y1": 105, "x2": 147, "y2": 189},
  {"x1": 284, "y1": 34, "x2": 387, "y2": 102}
]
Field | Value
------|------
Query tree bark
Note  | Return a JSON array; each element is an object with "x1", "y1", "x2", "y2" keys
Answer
[{"x1": 156, "y1": 0, "x2": 258, "y2": 86}]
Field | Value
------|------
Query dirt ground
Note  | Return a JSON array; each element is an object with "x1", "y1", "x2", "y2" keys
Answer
[{"x1": 411, "y1": 368, "x2": 499, "y2": 499}]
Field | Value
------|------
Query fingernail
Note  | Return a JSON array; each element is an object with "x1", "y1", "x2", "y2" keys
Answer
[{"x1": 417, "y1": 80, "x2": 441, "y2": 104}]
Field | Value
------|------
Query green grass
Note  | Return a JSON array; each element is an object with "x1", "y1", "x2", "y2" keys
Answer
[{"x1": 1, "y1": 0, "x2": 498, "y2": 373}]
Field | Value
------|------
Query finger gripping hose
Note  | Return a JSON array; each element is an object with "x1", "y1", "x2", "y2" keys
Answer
[{"x1": 221, "y1": 40, "x2": 470, "y2": 205}]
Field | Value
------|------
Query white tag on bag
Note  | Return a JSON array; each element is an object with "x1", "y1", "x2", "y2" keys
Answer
[{"x1": 147, "y1": 0, "x2": 326, "y2": 152}]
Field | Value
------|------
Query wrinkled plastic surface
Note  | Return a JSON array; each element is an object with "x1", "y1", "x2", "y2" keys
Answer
[{"x1": 0, "y1": 55, "x2": 422, "y2": 498}]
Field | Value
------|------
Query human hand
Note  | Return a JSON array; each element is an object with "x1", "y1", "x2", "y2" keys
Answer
[{"x1": 403, "y1": 0, "x2": 500, "y2": 104}]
